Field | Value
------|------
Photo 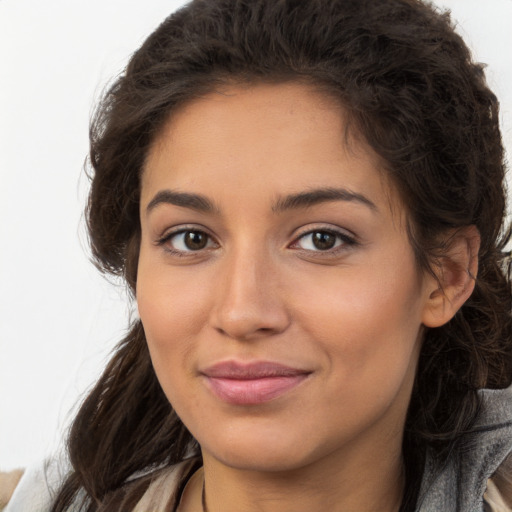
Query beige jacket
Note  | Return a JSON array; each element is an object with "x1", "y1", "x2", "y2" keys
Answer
[
  {"x1": 132, "y1": 461, "x2": 512, "y2": 511},
  {"x1": 3, "y1": 459, "x2": 512, "y2": 511}
]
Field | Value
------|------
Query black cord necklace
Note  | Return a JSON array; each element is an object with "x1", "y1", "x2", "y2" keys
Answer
[{"x1": 201, "y1": 478, "x2": 209, "y2": 512}]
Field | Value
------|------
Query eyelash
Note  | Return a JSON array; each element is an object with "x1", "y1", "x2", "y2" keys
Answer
[
  {"x1": 156, "y1": 227, "x2": 218, "y2": 257},
  {"x1": 155, "y1": 226, "x2": 358, "y2": 257},
  {"x1": 289, "y1": 228, "x2": 358, "y2": 255}
]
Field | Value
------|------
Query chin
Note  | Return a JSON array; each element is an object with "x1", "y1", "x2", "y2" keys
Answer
[
  {"x1": 199, "y1": 423, "x2": 327, "y2": 473},
  {"x1": 208, "y1": 446, "x2": 311, "y2": 473}
]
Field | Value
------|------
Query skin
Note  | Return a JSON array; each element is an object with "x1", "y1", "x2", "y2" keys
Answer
[{"x1": 136, "y1": 82, "x2": 467, "y2": 512}]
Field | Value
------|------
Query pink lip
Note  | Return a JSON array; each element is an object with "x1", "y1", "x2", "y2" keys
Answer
[{"x1": 201, "y1": 361, "x2": 311, "y2": 405}]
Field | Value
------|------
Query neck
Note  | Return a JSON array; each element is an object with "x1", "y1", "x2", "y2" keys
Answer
[{"x1": 184, "y1": 440, "x2": 404, "y2": 512}]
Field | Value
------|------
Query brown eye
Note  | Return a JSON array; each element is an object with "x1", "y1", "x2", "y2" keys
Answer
[
  {"x1": 292, "y1": 228, "x2": 356, "y2": 253},
  {"x1": 184, "y1": 231, "x2": 208, "y2": 250},
  {"x1": 299, "y1": 230, "x2": 340, "y2": 251},
  {"x1": 161, "y1": 229, "x2": 215, "y2": 253},
  {"x1": 311, "y1": 231, "x2": 337, "y2": 250}
]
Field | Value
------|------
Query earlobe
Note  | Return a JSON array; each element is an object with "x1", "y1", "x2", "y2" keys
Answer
[{"x1": 422, "y1": 225, "x2": 480, "y2": 328}]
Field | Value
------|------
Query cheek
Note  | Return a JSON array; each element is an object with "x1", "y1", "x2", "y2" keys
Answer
[
  {"x1": 136, "y1": 254, "x2": 212, "y2": 387},
  {"x1": 290, "y1": 266, "x2": 424, "y2": 440},
  {"x1": 292, "y1": 253, "x2": 425, "y2": 378},
  {"x1": 137, "y1": 243, "x2": 210, "y2": 332},
  {"x1": 137, "y1": 282, "x2": 203, "y2": 416}
]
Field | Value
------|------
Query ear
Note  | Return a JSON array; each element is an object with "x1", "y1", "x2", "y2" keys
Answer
[{"x1": 422, "y1": 225, "x2": 480, "y2": 328}]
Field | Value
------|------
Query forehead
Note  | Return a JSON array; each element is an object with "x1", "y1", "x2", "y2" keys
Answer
[{"x1": 141, "y1": 82, "x2": 398, "y2": 217}]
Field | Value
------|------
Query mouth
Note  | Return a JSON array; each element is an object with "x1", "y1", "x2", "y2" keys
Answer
[{"x1": 200, "y1": 361, "x2": 311, "y2": 405}]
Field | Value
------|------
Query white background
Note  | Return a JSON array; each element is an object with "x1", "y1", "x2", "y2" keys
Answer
[{"x1": 1, "y1": 0, "x2": 511, "y2": 471}]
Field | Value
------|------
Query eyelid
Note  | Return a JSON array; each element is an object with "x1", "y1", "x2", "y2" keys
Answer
[
  {"x1": 155, "y1": 225, "x2": 219, "y2": 254},
  {"x1": 289, "y1": 224, "x2": 359, "y2": 253},
  {"x1": 154, "y1": 223, "x2": 358, "y2": 257}
]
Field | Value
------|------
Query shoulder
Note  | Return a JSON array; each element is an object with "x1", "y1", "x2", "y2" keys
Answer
[
  {"x1": 466, "y1": 386, "x2": 512, "y2": 511},
  {"x1": 3, "y1": 455, "x2": 69, "y2": 512},
  {"x1": 132, "y1": 458, "x2": 200, "y2": 512},
  {"x1": 3, "y1": 455, "x2": 199, "y2": 512},
  {"x1": 485, "y1": 453, "x2": 512, "y2": 512},
  {"x1": 418, "y1": 385, "x2": 512, "y2": 511},
  {"x1": 0, "y1": 469, "x2": 24, "y2": 510}
]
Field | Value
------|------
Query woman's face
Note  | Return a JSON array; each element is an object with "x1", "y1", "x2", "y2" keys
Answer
[{"x1": 137, "y1": 83, "x2": 436, "y2": 474}]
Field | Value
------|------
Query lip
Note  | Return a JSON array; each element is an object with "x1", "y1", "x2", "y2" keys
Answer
[{"x1": 200, "y1": 361, "x2": 311, "y2": 405}]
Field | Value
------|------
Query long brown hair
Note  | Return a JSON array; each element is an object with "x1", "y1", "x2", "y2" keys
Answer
[{"x1": 52, "y1": 1, "x2": 512, "y2": 510}]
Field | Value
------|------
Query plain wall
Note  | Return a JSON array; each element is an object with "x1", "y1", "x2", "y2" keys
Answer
[{"x1": 1, "y1": 0, "x2": 511, "y2": 470}]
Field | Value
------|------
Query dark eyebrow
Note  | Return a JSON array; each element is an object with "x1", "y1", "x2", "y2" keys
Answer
[
  {"x1": 272, "y1": 187, "x2": 377, "y2": 213},
  {"x1": 146, "y1": 190, "x2": 220, "y2": 214}
]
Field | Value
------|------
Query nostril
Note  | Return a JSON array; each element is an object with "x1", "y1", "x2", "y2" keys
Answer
[
  {"x1": 213, "y1": 317, "x2": 289, "y2": 341},
  {"x1": 211, "y1": 275, "x2": 291, "y2": 339}
]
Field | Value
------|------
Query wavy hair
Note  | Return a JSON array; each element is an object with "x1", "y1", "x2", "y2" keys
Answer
[{"x1": 52, "y1": 0, "x2": 512, "y2": 510}]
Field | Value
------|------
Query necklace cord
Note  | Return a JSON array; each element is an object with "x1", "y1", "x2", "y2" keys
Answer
[{"x1": 201, "y1": 477, "x2": 208, "y2": 512}]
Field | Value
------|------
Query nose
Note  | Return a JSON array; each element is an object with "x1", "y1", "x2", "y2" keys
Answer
[{"x1": 211, "y1": 248, "x2": 291, "y2": 341}]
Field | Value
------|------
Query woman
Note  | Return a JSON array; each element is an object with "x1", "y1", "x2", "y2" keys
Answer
[{"x1": 6, "y1": 0, "x2": 512, "y2": 510}]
